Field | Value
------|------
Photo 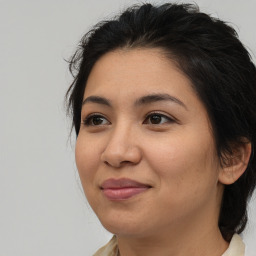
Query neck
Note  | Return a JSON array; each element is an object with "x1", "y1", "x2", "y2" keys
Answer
[
  {"x1": 117, "y1": 227, "x2": 228, "y2": 256},
  {"x1": 116, "y1": 209, "x2": 228, "y2": 256}
]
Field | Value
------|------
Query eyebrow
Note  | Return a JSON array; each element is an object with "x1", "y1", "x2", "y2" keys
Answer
[
  {"x1": 82, "y1": 93, "x2": 187, "y2": 110},
  {"x1": 82, "y1": 96, "x2": 111, "y2": 106},
  {"x1": 135, "y1": 93, "x2": 188, "y2": 110}
]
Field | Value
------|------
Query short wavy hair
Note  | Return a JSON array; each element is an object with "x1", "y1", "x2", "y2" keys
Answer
[{"x1": 66, "y1": 3, "x2": 256, "y2": 241}]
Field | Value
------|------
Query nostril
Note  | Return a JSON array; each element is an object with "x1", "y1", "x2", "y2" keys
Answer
[
  {"x1": 101, "y1": 143, "x2": 142, "y2": 168},
  {"x1": 121, "y1": 160, "x2": 132, "y2": 164},
  {"x1": 119, "y1": 160, "x2": 138, "y2": 167},
  {"x1": 103, "y1": 160, "x2": 121, "y2": 168},
  {"x1": 104, "y1": 161, "x2": 111, "y2": 166},
  {"x1": 103, "y1": 160, "x2": 135, "y2": 168}
]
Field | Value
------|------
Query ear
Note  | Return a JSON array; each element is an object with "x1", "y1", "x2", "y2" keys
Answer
[{"x1": 218, "y1": 140, "x2": 251, "y2": 185}]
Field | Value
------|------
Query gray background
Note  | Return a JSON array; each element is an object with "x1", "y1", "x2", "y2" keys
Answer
[{"x1": 1, "y1": 0, "x2": 255, "y2": 255}]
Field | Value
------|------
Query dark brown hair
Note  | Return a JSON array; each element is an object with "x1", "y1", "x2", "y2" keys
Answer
[{"x1": 66, "y1": 3, "x2": 256, "y2": 241}]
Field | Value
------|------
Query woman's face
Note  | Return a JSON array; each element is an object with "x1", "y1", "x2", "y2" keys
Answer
[{"x1": 76, "y1": 48, "x2": 224, "y2": 237}]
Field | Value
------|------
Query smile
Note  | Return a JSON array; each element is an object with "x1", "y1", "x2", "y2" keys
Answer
[{"x1": 100, "y1": 178, "x2": 151, "y2": 201}]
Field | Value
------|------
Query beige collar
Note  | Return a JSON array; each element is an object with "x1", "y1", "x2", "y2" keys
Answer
[
  {"x1": 94, "y1": 233, "x2": 245, "y2": 256},
  {"x1": 222, "y1": 234, "x2": 245, "y2": 256}
]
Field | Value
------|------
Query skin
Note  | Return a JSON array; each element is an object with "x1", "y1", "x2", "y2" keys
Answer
[{"x1": 75, "y1": 48, "x2": 230, "y2": 255}]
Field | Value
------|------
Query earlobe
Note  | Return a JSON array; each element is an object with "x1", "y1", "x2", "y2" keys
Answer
[{"x1": 218, "y1": 141, "x2": 252, "y2": 185}]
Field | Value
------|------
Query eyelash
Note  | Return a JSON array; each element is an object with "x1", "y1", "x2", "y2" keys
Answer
[
  {"x1": 143, "y1": 112, "x2": 175, "y2": 125},
  {"x1": 82, "y1": 112, "x2": 176, "y2": 127},
  {"x1": 82, "y1": 113, "x2": 110, "y2": 126}
]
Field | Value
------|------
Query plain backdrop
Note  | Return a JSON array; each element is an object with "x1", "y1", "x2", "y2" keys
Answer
[{"x1": 0, "y1": 0, "x2": 255, "y2": 255}]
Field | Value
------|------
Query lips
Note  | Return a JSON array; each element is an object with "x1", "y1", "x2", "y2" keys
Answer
[{"x1": 100, "y1": 178, "x2": 151, "y2": 201}]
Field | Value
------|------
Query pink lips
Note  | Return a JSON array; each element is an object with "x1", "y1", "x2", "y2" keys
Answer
[{"x1": 100, "y1": 178, "x2": 151, "y2": 201}]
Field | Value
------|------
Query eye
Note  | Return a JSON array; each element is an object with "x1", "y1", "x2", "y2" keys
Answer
[
  {"x1": 143, "y1": 113, "x2": 175, "y2": 125},
  {"x1": 83, "y1": 114, "x2": 110, "y2": 126}
]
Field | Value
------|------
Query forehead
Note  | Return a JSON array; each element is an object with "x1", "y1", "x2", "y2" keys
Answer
[
  {"x1": 83, "y1": 48, "x2": 203, "y2": 112},
  {"x1": 85, "y1": 49, "x2": 190, "y2": 91}
]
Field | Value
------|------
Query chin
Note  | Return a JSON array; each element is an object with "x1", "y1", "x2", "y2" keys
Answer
[{"x1": 98, "y1": 213, "x2": 149, "y2": 237}]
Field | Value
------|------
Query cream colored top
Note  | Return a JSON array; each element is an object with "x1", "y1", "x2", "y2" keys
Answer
[{"x1": 93, "y1": 234, "x2": 245, "y2": 256}]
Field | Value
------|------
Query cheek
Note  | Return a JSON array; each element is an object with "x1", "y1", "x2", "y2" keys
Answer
[
  {"x1": 75, "y1": 134, "x2": 102, "y2": 189},
  {"x1": 144, "y1": 132, "x2": 219, "y2": 193},
  {"x1": 144, "y1": 136, "x2": 220, "y2": 222}
]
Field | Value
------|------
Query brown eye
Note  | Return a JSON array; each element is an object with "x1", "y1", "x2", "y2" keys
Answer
[
  {"x1": 83, "y1": 115, "x2": 109, "y2": 126},
  {"x1": 92, "y1": 116, "x2": 105, "y2": 125},
  {"x1": 149, "y1": 114, "x2": 162, "y2": 124},
  {"x1": 144, "y1": 113, "x2": 174, "y2": 125}
]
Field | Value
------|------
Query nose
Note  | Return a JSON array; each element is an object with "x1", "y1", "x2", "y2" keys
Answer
[{"x1": 100, "y1": 125, "x2": 142, "y2": 168}]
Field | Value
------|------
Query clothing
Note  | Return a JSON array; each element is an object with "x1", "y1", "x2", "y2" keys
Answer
[
  {"x1": 222, "y1": 234, "x2": 245, "y2": 256},
  {"x1": 93, "y1": 234, "x2": 245, "y2": 256},
  {"x1": 93, "y1": 236, "x2": 118, "y2": 256}
]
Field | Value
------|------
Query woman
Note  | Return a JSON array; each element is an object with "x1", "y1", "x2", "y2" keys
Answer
[{"x1": 66, "y1": 3, "x2": 256, "y2": 256}]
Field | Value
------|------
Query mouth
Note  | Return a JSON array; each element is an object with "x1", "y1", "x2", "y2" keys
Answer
[{"x1": 100, "y1": 178, "x2": 152, "y2": 201}]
